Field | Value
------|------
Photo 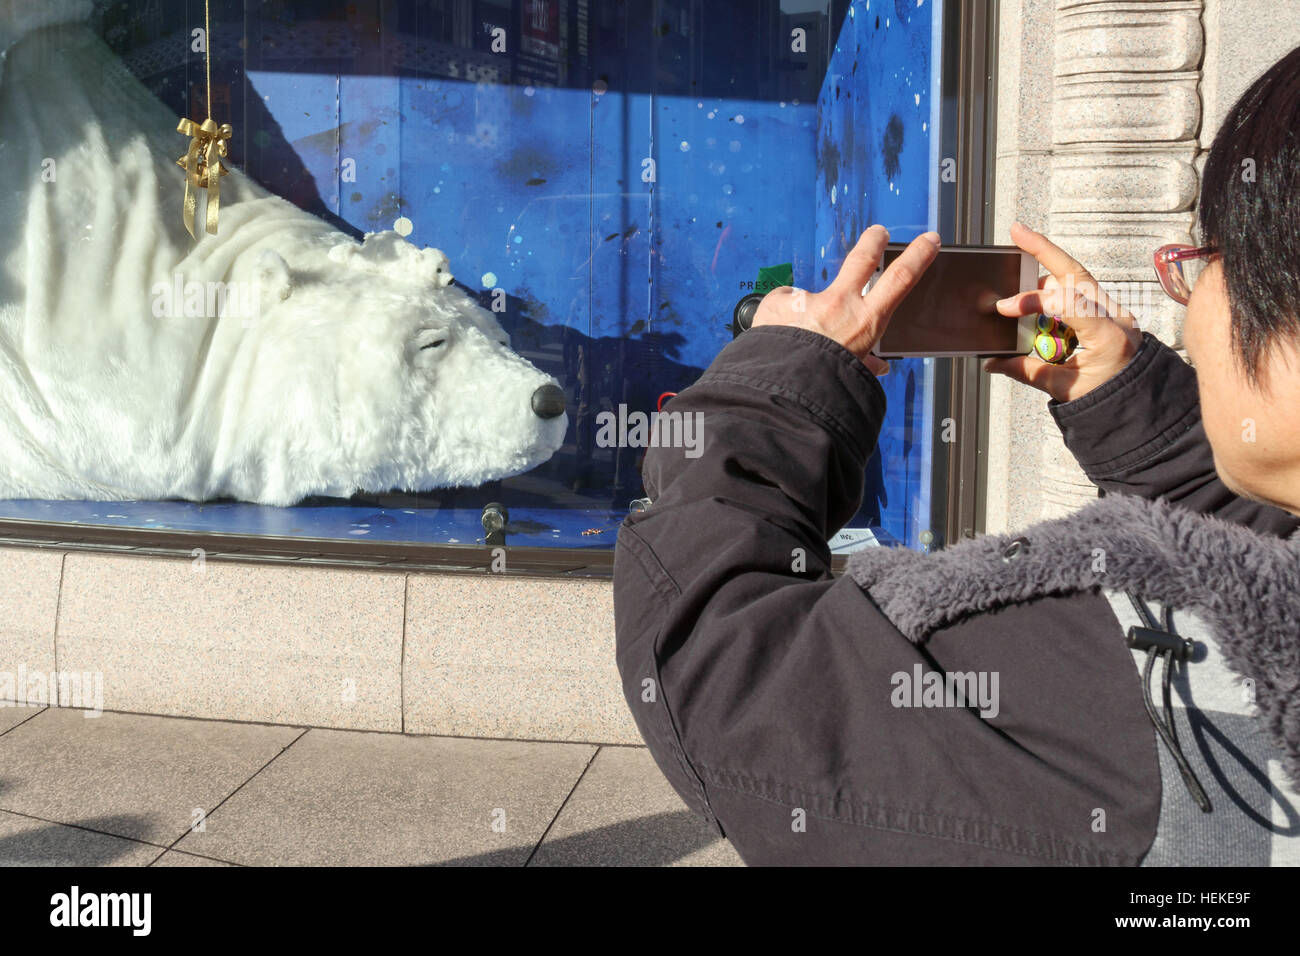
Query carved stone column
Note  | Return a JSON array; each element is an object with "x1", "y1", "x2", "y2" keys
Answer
[
  {"x1": 988, "y1": 0, "x2": 1204, "y2": 530},
  {"x1": 1037, "y1": 0, "x2": 1205, "y2": 514}
]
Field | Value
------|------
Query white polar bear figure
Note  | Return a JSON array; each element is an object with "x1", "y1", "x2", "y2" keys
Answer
[{"x1": 0, "y1": 3, "x2": 567, "y2": 506}]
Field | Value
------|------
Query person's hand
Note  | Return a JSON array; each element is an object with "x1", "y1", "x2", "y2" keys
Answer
[
  {"x1": 751, "y1": 225, "x2": 941, "y2": 376},
  {"x1": 985, "y1": 222, "x2": 1145, "y2": 403}
]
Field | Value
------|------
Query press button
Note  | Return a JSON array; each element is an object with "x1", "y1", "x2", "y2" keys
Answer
[{"x1": 1001, "y1": 536, "x2": 1030, "y2": 563}]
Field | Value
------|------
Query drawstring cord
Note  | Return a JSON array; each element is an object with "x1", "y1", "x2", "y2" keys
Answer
[{"x1": 1125, "y1": 593, "x2": 1213, "y2": 813}]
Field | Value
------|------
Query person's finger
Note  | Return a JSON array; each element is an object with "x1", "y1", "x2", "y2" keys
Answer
[
  {"x1": 995, "y1": 289, "x2": 1051, "y2": 316},
  {"x1": 866, "y1": 231, "x2": 941, "y2": 317},
  {"x1": 994, "y1": 287, "x2": 1116, "y2": 342},
  {"x1": 1009, "y1": 222, "x2": 1093, "y2": 285},
  {"x1": 1092, "y1": 286, "x2": 1137, "y2": 328},
  {"x1": 828, "y1": 225, "x2": 890, "y2": 302},
  {"x1": 983, "y1": 354, "x2": 1063, "y2": 393},
  {"x1": 995, "y1": 273, "x2": 1054, "y2": 315},
  {"x1": 1010, "y1": 223, "x2": 1119, "y2": 310},
  {"x1": 862, "y1": 353, "x2": 891, "y2": 376},
  {"x1": 1056, "y1": 288, "x2": 1120, "y2": 337}
]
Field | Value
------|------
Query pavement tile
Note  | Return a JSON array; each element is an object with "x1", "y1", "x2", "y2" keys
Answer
[
  {"x1": 0, "y1": 809, "x2": 162, "y2": 866},
  {"x1": 0, "y1": 704, "x2": 44, "y2": 736},
  {"x1": 530, "y1": 746, "x2": 745, "y2": 866},
  {"x1": 176, "y1": 728, "x2": 595, "y2": 866},
  {"x1": 0, "y1": 708, "x2": 302, "y2": 845},
  {"x1": 151, "y1": 850, "x2": 236, "y2": 867}
]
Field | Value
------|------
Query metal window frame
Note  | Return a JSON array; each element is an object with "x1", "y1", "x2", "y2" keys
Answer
[{"x1": 931, "y1": 0, "x2": 999, "y2": 547}]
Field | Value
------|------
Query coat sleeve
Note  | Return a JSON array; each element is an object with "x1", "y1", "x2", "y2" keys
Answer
[
  {"x1": 1052, "y1": 331, "x2": 1300, "y2": 538},
  {"x1": 613, "y1": 326, "x2": 1158, "y2": 865}
]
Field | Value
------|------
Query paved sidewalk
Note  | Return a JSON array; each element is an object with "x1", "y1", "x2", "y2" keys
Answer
[{"x1": 0, "y1": 704, "x2": 744, "y2": 866}]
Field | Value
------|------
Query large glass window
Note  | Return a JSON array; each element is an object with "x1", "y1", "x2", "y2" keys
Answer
[{"x1": 0, "y1": 0, "x2": 949, "y2": 554}]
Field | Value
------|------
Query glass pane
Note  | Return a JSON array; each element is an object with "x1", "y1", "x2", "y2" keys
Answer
[{"x1": 0, "y1": 0, "x2": 945, "y2": 551}]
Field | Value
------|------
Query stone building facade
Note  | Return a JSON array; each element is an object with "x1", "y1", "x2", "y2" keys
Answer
[{"x1": 985, "y1": 0, "x2": 1300, "y2": 532}]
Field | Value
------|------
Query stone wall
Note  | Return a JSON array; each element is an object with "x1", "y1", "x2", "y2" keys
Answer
[{"x1": 985, "y1": 0, "x2": 1300, "y2": 533}]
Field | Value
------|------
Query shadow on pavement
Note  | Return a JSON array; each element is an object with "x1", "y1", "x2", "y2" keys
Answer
[
  {"x1": 427, "y1": 810, "x2": 735, "y2": 867},
  {"x1": 0, "y1": 814, "x2": 159, "y2": 866}
]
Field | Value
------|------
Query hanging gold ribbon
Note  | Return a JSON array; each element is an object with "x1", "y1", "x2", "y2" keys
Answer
[
  {"x1": 175, "y1": 117, "x2": 232, "y2": 238},
  {"x1": 175, "y1": 0, "x2": 232, "y2": 239}
]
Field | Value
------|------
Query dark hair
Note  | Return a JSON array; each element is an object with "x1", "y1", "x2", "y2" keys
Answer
[{"x1": 1199, "y1": 43, "x2": 1300, "y2": 388}]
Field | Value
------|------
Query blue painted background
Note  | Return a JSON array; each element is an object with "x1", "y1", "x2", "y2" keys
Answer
[
  {"x1": 0, "y1": 0, "x2": 941, "y2": 550},
  {"x1": 816, "y1": 0, "x2": 940, "y2": 547}
]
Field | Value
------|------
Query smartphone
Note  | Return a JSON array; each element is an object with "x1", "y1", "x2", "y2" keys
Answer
[{"x1": 870, "y1": 244, "x2": 1038, "y2": 358}]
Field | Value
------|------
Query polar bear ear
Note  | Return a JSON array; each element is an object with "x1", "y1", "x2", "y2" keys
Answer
[{"x1": 253, "y1": 249, "x2": 292, "y2": 304}]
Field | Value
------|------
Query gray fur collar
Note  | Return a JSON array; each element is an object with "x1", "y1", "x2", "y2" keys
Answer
[{"x1": 845, "y1": 494, "x2": 1300, "y2": 785}]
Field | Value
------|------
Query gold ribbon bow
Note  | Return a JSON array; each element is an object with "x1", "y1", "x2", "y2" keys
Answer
[{"x1": 176, "y1": 117, "x2": 233, "y2": 238}]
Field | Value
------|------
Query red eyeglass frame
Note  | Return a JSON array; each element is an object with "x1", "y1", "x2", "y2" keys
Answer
[{"x1": 1154, "y1": 244, "x2": 1218, "y2": 305}]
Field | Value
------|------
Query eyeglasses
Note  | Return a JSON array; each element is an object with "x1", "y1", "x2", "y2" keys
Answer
[{"x1": 1154, "y1": 244, "x2": 1218, "y2": 305}]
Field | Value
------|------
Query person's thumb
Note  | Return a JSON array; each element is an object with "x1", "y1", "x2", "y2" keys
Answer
[{"x1": 984, "y1": 355, "x2": 1059, "y2": 395}]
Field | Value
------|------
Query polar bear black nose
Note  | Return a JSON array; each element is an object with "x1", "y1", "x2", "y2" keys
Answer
[{"x1": 531, "y1": 384, "x2": 566, "y2": 419}]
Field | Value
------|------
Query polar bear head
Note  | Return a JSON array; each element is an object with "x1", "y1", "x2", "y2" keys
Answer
[{"x1": 224, "y1": 231, "x2": 567, "y2": 504}]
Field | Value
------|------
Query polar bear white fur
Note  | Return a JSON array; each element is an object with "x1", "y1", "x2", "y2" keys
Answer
[{"x1": 0, "y1": 6, "x2": 567, "y2": 506}]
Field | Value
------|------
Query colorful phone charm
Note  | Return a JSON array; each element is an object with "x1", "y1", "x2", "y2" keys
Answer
[{"x1": 1033, "y1": 314, "x2": 1078, "y2": 364}]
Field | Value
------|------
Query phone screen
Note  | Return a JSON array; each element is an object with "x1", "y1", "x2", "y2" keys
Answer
[{"x1": 874, "y1": 246, "x2": 1030, "y2": 356}]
